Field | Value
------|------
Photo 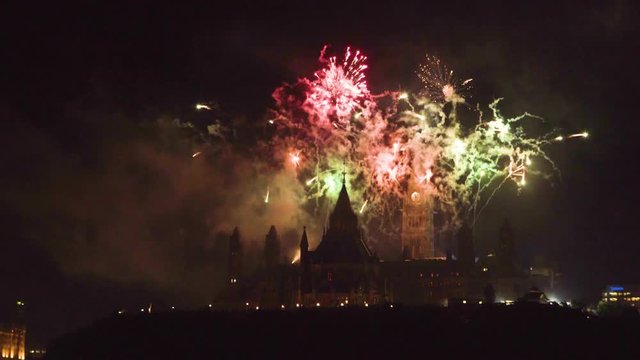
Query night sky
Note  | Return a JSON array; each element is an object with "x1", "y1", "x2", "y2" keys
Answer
[{"x1": 1, "y1": 0, "x2": 638, "y2": 347}]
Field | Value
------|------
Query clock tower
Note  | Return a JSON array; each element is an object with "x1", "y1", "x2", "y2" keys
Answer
[{"x1": 401, "y1": 179, "x2": 435, "y2": 259}]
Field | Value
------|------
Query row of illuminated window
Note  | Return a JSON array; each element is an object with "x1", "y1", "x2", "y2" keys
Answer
[
  {"x1": 427, "y1": 282, "x2": 463, "y2": 287},
  {"x1": 602, "y1": 297, "x2": 640, "y2": 302},
  {"x1": 419, "y1": 272, "x2": 462, "y2": 278}
]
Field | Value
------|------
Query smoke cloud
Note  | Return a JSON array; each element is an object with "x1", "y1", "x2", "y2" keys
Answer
[{"x1": 0, "y1": 107, "x2": 316, "y2": 302}]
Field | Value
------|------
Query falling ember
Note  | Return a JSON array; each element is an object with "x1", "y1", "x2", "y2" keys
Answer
[
  {"x1": 291, "y1": 249, "x2": 301, "y2": 264},
  {"x1": 556, "y1": 132, "x2": 589, "y2": 142},
  {"x1": 192, "y1": 151, "x2": 202, "y2": 158},
  {"x1": 195, "y1": 103, "x2": 211, "y2": 110},
  {"x1": 264, "y1": 187, "x2": 270, "y2": 204},
  {"x1": 568, "y1": 131, "x2": 589, "y2": 139},
  {"x1": 306, "y1": 176, "x2": 317, "y2": 186},
  {"x1": 359, "y1": 200, "x2": 368, "y2": 214}
]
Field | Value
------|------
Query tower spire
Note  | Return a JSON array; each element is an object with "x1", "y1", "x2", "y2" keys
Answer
[{"x1": 342, "y1": 161, "x2": 346, "y2": 185}]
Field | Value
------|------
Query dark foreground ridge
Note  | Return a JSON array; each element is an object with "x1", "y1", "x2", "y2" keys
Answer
[{"x1": 45, "y1": 304, "x2": 640, "y2": 360}]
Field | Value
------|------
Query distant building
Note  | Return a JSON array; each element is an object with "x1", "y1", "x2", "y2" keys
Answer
[
  {"x1": 26, "y1": 349, "x2": 45, "y2": 360},
  {"x1": 528, "y1": 256, "x2": 560, "y2": 296},
  {"x1": 601, "y1": 285, "x2": 640, "y2": 307},
  {"x1": 298, "y1": 175, "x2": 382, "y2": 306},
  {"x1": 519, "y1": 287, "x2": 550, "y2": 304},
  {"x1": 219, "y1": 180, "x2": 538, "y2": 308},
  {"x1": 381, "y1": 259, "x2": 466, "y2": 306},
  {"x1": 222, "y1": 176, "x2": 383, "y2": 308},
  {"x1": 0, "y1": 301, "x2": 26, "y2": 360},
  {"x1": 497, "y1": 218, "x2": 515, "y2": 275}
]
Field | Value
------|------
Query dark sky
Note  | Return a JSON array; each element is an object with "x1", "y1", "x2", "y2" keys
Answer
[{"x1": 1, "y1": 0, "x2": 638, "y2": 347}]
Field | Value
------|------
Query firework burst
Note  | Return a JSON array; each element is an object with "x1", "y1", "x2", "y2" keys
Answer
[
  {"x1": 305, "y1": 46, "x2": 371, "y2": 127},
  {"x1": 417, "y1": 54, "x2": 473, "y2": 104},
  {"x1": 257, "y1": 46, "x2": 583, "y2": 232}
]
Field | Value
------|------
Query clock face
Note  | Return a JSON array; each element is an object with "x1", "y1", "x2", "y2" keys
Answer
[{"x1": 410, "y1": 191, "x2": 421, "y2": 202}]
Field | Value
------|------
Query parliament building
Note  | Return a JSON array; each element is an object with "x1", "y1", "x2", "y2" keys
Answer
[{"x1": 219, "y1": 177, "x2": 541, "y2": 309}]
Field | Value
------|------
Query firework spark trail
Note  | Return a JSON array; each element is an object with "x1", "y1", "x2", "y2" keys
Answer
[
  {"x1": 359, "y1": 200, "x2": 368, "y2": 214},
  {"x1": 195, "y1": 103, "x2": 212, "y2": 110}
]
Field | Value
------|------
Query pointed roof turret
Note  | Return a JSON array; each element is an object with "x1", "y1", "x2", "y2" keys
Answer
[
  {"x1": 267, "y1": 225, "x2": 278, "y2": 238},
  {"x1": 230, "y1": 226, "x2": 241, "y2": 252},
  {"x1": 330, "y1": 176, "x2": 357, "y2": 228},
  {"x1": 300, "y1": 226, "x2": 309, "y2": 250},
  {"x1": 314, "y1": 178, "x2": 374, "y2": 264},
  {"x1": 265, "y1": 225, "x2": 281, "y2": 267}
]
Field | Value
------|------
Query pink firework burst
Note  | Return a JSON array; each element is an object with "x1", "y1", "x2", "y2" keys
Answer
[{"x1": 305, "y1": 46, "x2": 370, "y2": 126}]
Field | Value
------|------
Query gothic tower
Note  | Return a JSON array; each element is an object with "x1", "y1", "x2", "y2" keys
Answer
[
  {"x1": 401, "y1": 179, "x2": 435, "y2": 259},
  {"x1": 299, "y1": 227, "x2": 312, "y2": 293},
  {"x1": 313, "y1": 174, "x2": 373, "y2": 263},
  {"x1": 456, "y1": 220, "x2": 474, "y2": 271},
  {"x1": 497, "y1": 218, "x2": 515, "y2": 275},
  {"x1": 265, "y1": 225, "x2": 281, "y2": 268},
  {"x1": 228, "y1": 227, "x2": 242, "y2": 286}
]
